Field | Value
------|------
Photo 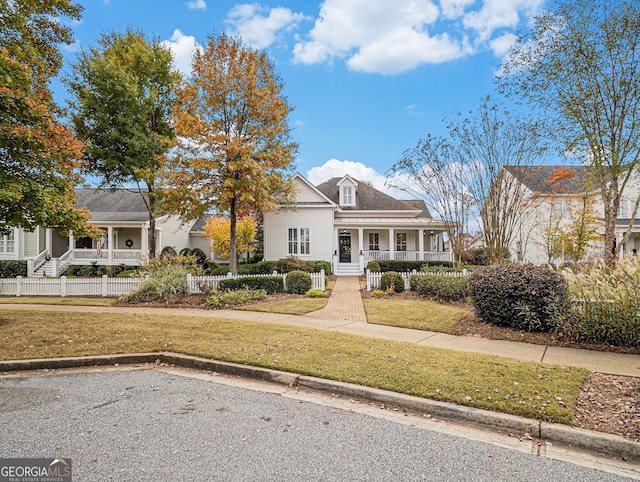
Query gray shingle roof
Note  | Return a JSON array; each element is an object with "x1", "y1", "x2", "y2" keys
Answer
[
  {"x1": 505, "y1": 166, "x2": 591, "y2": 194},
  {"x1": 315, "y1": 177, "x2": 431, "y2": 217},
  {"x1": 75, "y1": 189, "x2": 150, "y2": 222}
]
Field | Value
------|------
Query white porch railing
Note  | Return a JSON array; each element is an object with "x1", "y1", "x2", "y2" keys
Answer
[
  {"x1": 362, "y1": 250, "x2": 452, "y2": 263},
  {"x1": 366, "y1": 269, "x2": 468, "y2": 291},
  {"x1": 0, "y1": 270, "x2": 326, "y2": 297},
  {"x1": 72, "y1": 248, "x2": 144, "y2": 264}
]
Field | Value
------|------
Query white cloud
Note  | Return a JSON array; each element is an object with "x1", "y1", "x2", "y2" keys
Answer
[
  {"x1": 463, "y1": 0, "x2": 544, "y2": 43},
  {"x1": 161, "y1": 29, "x2": 202, "y2": 76},
  {"x1": 292, "y1": 0, "x2": 544, "y2": 75},
  {"x1": 226, "y1": 4, "x2": 308, "y2": 50},
  {"x1": 306, "y1": 159, "x2": 414, "y2": 199},
  {"x1": 186, "y1": 0, "x2": 206, "y2": 10},
  {"x1": 489, "y1": 32, "x2": 517, "y2": 57}
]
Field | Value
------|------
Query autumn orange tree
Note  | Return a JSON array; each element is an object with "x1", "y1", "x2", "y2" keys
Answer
[
  {"x1": 0, "y1": 0, "x2": 98, "y2": 236},
  {"x1": 204, "y1": 216, "x2": 256, "y2": 261},
  {"x1": 165, "y1": 32, "x2": 297, "y2": 274}
]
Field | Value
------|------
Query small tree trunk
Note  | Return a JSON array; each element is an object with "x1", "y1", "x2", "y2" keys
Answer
[
  {"x1": 147, "y1": 187, "x2": 157, "y2": 260},
  {"x1": 229, "y1": 197, "x2": 238, "y2": 275}
]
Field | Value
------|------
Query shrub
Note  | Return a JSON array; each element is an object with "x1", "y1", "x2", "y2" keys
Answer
[
  {"x1": 366, "y1": 261, "x2": 381, "y2": 272},
  {"x1": 206, "y1": 288, "x2": 267, "y2": 308},
  {"x1": 160, "y1": 246, "x2": 177, "y2": 258},
  {"x1": 313, "y1": 260, "x2": 332, "y2": 275},
  {"x1": 123, "y1": 264, "x2": 190, "y2": 302},
  {"x1": 139, "y1": 254, "x2": 204, "y2": 276},
  {"x1": 380, "y1": 271, "x2": 405, "y2": 293},
  {"x1": 468, "y1": 264, "x2": 568, "y2": 332},
  {"x1": 0, "y1": 260, "x2": 27, "y2": 277},
  {"x1": 78, "y1": 265, "x2": 97, "y2": 277},
  {"x1": 255, "y1": 260, "x2": 277, "y2": 274},
  {"x1": 564, "y1": 259, "x2": 640, "y2": 347},
  {"x1": 179, "y1": 247, "x2": 192, "y2": 257},
  {"x1": 190, "y1": 247, "x2": 209, "y2": 268},
  {"x1": 217, "y1": 276, "x2": 284, "y2": 294},
  {"x1": 305, "y1": 289, "x2": 327, "y2": 298},
  {"x1": 116, "y1": 269, "x2": 138, "y2": 278},
  {"x1": 273, "y1": 256, "x2": 315, "y2": 273},
  {"x1": 286, "y1": 270, "x2": 313, "y2": 294},
  {"x1": 371, "y1": 289, "x2": 386, "y2": 298},
  {"x1": 207, "y1": 262, "x2": 229, "y2": 276},
  {"x1": 377, "y1": 260, "x2": 453, "y2": 272},
  {"x1": 410, "y1": 274, "x2": 468, "y2": 302}
]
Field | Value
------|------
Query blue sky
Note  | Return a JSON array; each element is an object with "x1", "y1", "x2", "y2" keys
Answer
[{"x1": 56, "y1": 0, "x2": 547, "y2": 195}]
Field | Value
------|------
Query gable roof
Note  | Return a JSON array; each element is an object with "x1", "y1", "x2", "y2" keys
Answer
[
  {"x1": 506, "y1": 166, "x2": 591, "y2": 194},
  {"x1": 291, "y1": 173, "x2": 336, "y2": 206},
  {"x1": 315, "y1": 177, "x2": 428, "y2": 215},
  {"x1": 75, "y1": 189, "x2": 149, "y2": 222}
]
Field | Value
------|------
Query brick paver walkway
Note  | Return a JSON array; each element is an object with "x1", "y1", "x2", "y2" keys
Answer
[{"x1": 305, "y1": 276, "x2": 367, "y2": 322}]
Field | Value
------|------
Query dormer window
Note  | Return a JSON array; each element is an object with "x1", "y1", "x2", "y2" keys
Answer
[
  {"x1": 342, "y1": 186, "x2": 353, "y2": 205},
  {"x1": 337, "y1": 175, "x2": 357, "y2": 207}
]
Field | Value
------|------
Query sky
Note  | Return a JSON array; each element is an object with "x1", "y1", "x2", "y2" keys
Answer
[{"x1": 54, "y1": 0, "x2": 548, "y2": 197}]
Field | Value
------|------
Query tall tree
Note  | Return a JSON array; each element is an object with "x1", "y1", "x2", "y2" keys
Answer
[
  {"x1": 66, "y1": 28, "x2": 180, "y2": 259},
  {"x1": 391, "y1": 98, "x2": 543, "y2": 265},
  {"x1": 388, "y1": 135, "x2": 473, "y2": 268},
  {"x1": 499, "y1": 0, "x2": 640, "y2": 266},
  {"x1": 204, "y1": 215, "x2": 256, "y2": 261},
  {"x1": 0, "y1": 0, "x2": 97, "y2": 236},
  {"x1": 166, "y1": 32, "x2": 297, "y2": 274}
]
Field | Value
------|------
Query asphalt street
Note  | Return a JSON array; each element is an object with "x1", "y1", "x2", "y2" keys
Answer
[{"x1": 0, "y1": 368, "x2": 637, "y2": 481}]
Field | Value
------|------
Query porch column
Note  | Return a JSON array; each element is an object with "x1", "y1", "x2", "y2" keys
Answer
[
  {"x1": 358, "y1": 227, "x2": 364, "y2": 271},
  {"x1": 418, "y1": 229, "x2": 425, "y2": 261},
  {"x1": 107, "y1": 226, "x2": 114, "y2": 262},
  {"x1": 141, "y1": 225, "x2": 149, "y2": 261},
  {"x1": 45, "y1": 228, "x2": 52, "y2": 256},
  {"x1": 388, "y1": 228, "x2": 395, "y2": 261},
  {"x1": 68, "y1": 231, "x2": 74, "y2": 253}
]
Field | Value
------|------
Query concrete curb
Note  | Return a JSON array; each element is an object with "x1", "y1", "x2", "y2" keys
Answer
[{"x1": 1, "y1": 353, "x2": 638, "y2": 459}]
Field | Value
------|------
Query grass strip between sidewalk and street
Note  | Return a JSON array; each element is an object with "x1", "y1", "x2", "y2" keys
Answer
[{"x1": 0, "y1": 308, "x2": 586, "y2": 425}]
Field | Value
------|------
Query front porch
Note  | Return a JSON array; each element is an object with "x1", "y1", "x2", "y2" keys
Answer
[
  {"x1": 28, "y1": 225, "x2": 152, "y2": 276},
  {"x1": 331, "y1": 226, "x2": 453, "y2": 275}
]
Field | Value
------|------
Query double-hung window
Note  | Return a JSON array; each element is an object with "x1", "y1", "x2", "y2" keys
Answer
[
  {"x1": 395, "y1": 233, "x2": 407, "y2": 252},
  {"x1": 368, "y1": 233, "x2": 379, "y2": 250},
  {"x1": 0, "y1": 230, "x2": 15, "y2": 254},
  {"x1": 288, "y1": 228, "x2": 310, "y2": 255}
]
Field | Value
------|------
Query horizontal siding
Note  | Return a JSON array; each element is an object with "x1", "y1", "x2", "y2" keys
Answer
[
  {"x1": 264, "y1": 208, "x2": 334, "y2": 261},
  {"x1": 158, "y1": 216, "x2": 193, "y2": 253}
]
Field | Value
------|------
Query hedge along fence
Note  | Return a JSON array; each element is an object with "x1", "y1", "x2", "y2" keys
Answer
[
  {"x1": 188, "y1": 271, "x2": 325, "y2": 294},
  {"x1": 0, "y1": 270, "x2": 325, "y2": 298},
  {"x1": 366, "y1": 269, "x2": 468, "y2": 291}
]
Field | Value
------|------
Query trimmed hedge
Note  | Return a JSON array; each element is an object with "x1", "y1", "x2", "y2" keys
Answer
[
  {"x1": 468, "y1": 264, "x2": 568, "y2": 333},
  {"x1": 0, "y1": 260, "x2": 27, "y2": 278},
  {"x1": 366, "y1": 261, "x2": 381, "y2": 272},
  {"x1": 376, "y1": 260, "x2": 453, "y2": 272},
  {"x1": 380, "y1": 271, "x2": 405, "y2": 292},
  {"x1": 410, "y1": 275, "x2": 468, "y2": 302},
  {"x1": 217, "y1": 276, "x2": 284, "y2": 294},
  {"x1": 286, "y1": 270, "x2": 312, "y2": 294}
]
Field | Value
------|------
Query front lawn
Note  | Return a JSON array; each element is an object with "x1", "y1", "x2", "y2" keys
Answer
[
  {"x1": 363, "y1": 298, "x2": 469, "y2": 332},
  {"x1": 0, "y1": 308, "x2": 586, "y2": 425}
]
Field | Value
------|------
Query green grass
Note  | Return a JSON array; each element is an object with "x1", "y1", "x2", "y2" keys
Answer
[
  {"x1": 0, "y1": 296, "x2": 117, "y2": 307},
  {"x1": 0, "y1": 308, "x2": 586, "y2": 425},
  {"x1": 363, "y1": 298, "x2": 468, "y2": 332},
  {"x1": 237, "y1": 298, "x2": 328, "y2": 315}
]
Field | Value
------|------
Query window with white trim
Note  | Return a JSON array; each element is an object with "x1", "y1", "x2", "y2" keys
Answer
[
  {"x1": 368, "y1": 232, "x2": 379, "y2": 250},
  {"x1": 395, "y1": 233, "x2": 407, "y2": 252},
  {"x1": 288, "y1": 228, "x2": 310, "y2": 255},
  {"x1": 342, "y1": 186, "x2": 353, "y2": 206},
  {"x1": 0, "y1": 230, "x2": 15, "y2": 254}
]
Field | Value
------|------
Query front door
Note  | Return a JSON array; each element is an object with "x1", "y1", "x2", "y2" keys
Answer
[{"x1": 339, "y1": 234, "x2": 351, "y2": 263}]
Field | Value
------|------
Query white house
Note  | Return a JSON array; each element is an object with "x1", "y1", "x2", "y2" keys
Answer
[
  {"x1": 503, "y1": 166, "x2": 640, "y2": 265},
  {"x1": 263, "y1": 173, "x2": 452, "y2": 275},
  {"x1": 0, "y1": 189, "x2": 215, "y2": 276}
]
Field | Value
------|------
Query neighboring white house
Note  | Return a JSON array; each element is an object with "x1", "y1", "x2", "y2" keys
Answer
[
  {"x1": 503, "y1": 166, "x2": 640, "y2": 265},
  {"x1": 0, "y1": 189, "x2": 216, "y2": 276},
  {"x1": 263, "y1": 173, "x2": 452, "y2": 275}
]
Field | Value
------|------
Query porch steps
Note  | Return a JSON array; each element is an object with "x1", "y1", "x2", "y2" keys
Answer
[
  {"x1": 32, "y1": 261, "x2": 53, "y2": 277},
  {"x1": 335, "y1": 263, "x2": 362, "y2": 276}
]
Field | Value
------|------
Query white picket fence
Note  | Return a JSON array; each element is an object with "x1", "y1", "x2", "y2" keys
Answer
[
  {"x1": 366, "y1": 269, "x2": 468, "y2": 291},
  {"x1": 0, "y1": 270, "x2": 325, "y2": 297}
]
